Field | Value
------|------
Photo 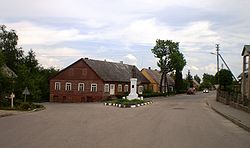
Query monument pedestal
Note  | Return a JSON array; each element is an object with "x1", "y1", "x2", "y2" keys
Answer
[{"x1": 127, "y1": 78, "x2": 138, "y2": 100}]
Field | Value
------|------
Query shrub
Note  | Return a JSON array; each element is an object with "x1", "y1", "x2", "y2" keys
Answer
[
  {"x1": 0, "y1": 97, "x2": 10, "y2": 107},
  {"x1": 17, "y1": 102, "x2": 44, "y2": 111}
]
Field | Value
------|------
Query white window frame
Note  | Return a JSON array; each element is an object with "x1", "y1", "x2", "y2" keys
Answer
[
  {"x1": 91, "y1": 83, "x2": 98, "y2": 92},
  {"x1": 65, "y1": 82, "x2": 72, "y2": 91},
  {"x1": 55, "y1": 82, "x2": 61, "y2": 90},
  {"x1": 78, "y1": 83, "x2": 84, "y2": 91},
  {"x1": 138, "y1": 85, "x2": 144, "y2": 94},
  {"x1": 104, "y1": 84, "x2": 109, "y2": 93},
  {"x1": 124, "y1": 84, "x2": 129, "y2": 92},
  {"x1": 118, "y1": 84, "x2": 122, "y2": 92}
]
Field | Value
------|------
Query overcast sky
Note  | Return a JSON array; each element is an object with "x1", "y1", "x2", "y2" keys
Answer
[{"x1": 1, "y1": 0, "x2": 249, "y2": 78}]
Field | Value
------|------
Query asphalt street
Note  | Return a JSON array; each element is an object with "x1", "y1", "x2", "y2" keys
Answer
[{"x1": 0, "y1": 92, "x2": 249, "y2": 148}]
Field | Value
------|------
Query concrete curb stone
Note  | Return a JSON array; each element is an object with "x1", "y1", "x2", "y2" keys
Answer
[
  {"x1": 206, "y1": 100, "x2": 250, "y2": 132},
  {"x1": 104, "y1": 101, "x2": 153, "y2": 108}
]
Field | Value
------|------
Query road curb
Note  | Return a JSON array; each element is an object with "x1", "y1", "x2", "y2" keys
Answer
[
  {"x1": 0, "y1": 113, "x2": 13, "y2": 118},
  {"x1": 104, "y1": 101, "x2": 153, "y2": 108},
  {"x1": 206, "y1": 100, "x2": 250, "y2": 132}
]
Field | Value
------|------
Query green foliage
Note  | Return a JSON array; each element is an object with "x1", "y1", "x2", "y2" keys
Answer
[
  {"x1": 0, "y1": 51, "x2": 4, "y2": 67},
  {"x1": 0, "y1": 25, "x2": 59, "y2": 103},
  {"x1": 115, "y1": 92, "x2": 129, "y2": 99},
  {"x1": 215, "y1": 69, "x2": 233, "y2": 88},
  {"x1": 141, "y1": 92, "x2": 169, "y2": 98},
  {"x1": 0, "y1": 97, "x2": 9, "y2": 107},
  {"x1": 200, "y1": 73, "x2": 215, "y2": 89},
  {"x1": 186, "y1": 70, "x2": 193, "y2": 88},
  {"x1": 17, "y1": 102, "x2": 44, "y2": 111},
  {"x1": 194, "y1": 74, "x2": 201, "y2": 84},
  {"x1": 0, "y1": 25, "x2": 24, "y2": 71},
  {"x1": 151, "y1": 39, "x2": 186, "y2": 93}
]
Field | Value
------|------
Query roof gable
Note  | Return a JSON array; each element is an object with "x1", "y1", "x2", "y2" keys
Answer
[
  {"x1": 241, "y1": 45, "x2": 250, "y2": 56},
  {"x1": 142, "y1": 68, "x2": 175, "y2": 85},
  {"x1": 1, "y1": 64, "x2": 17, "y2": 78}
]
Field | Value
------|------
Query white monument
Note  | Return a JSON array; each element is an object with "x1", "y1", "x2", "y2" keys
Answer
[
  {"x1": 127, "y1": 66, "x2": 140, "y2": 100},
  {"x1": 127, "y1": 78, "x2": 139, "y2": 100}
]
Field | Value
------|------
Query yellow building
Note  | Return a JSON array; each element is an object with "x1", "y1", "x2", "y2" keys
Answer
[{"x1": 141, "y1": 67, "x2": 175, "y2": 93}]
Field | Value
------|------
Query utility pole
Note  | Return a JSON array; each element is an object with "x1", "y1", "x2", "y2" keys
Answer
[{"x1": 216, "y1": 44, "x2": 220, "y2": 75}]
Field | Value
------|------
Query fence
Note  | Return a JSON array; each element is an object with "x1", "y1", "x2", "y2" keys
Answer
[{"x1": 217, "y1": 90, "x2": 250, "y2": 113}]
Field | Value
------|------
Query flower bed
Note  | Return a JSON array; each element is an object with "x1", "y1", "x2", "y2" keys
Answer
[{"x1": 104, "y1": 99, "x2": 153, "y2": 108}]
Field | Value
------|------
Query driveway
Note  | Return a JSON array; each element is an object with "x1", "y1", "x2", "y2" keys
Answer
[{"x1": 0, "y1": 92, "x2": 250, "y2": 148}]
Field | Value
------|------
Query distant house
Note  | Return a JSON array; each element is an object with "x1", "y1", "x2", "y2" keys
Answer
[
  {"x1": 192, "y1": 79, "x2": 200, "y2": 90},
  {"x1": 49, "y1": 58, "x2": 149, "y2": 103},
  {"x1": 0, "y1": 64, "x2": 17, "y2": 78},
  {"x1": 141, "y1": 67, "x2": 175, "y2": 93}
]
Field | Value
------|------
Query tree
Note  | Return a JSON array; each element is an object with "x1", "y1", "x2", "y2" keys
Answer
[
  {"x1": 194, "y1": 74, "x2": 201, "y2": 84},
  {"x1": 186, "y1": 70, "x2": 193, "y2": 88},
  {"x1": 0, "y1": 51, "x2": 4, "y2": 67},
  {"x1": 169, "y1": 49, "x2": 186, "y2": 92},
  {"x1": 24, "y1": 49, "x2": 39, "y2": 72},
  {"x1": 0, "y1": 25, "x2": 23, "y2": 71},
  {"x1": 215, "y1": 69, "x2": 233, "y2": 89},
  {"x1": 0, "y1": 25, "x2": 59, "y2": 103},
  {"x1": 151, "y1": 39, "x2": 186, "y2": 92},
  {"x1": 200, "y1": 73, "x2": 215, "y2": 89}
]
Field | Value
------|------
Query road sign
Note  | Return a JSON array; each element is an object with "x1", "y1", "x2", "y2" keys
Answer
[
  {"x1": 22, "y1": 87, "x2": 30, "y2": 95},
  {"x1": 22, "y1": 87, "x2": 30, "y2": 102}
]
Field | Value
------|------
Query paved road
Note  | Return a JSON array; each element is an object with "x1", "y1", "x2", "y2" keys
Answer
[{"x1": 0, "y1": 92, "x2": 249, "y2": 148}]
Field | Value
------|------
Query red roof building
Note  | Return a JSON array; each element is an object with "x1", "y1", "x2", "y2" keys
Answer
[{"x1": 49, "y1": 58, "x2": 149, "y2": 102}]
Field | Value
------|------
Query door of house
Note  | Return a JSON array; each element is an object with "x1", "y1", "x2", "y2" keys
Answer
[{"x1": 110, "y1": 84, "x2": 115, "y2": 95}]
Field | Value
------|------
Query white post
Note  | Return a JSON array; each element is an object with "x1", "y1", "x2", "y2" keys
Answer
[
  {"x1": 10, "y1": 93, "x2": 15, "y2": 108},
  {"x1": 127, "y1": 78, "x2": 138, "y2": 100}
]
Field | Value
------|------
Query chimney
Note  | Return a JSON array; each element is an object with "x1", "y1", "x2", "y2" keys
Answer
[
  {"x1": 120, "y1": 61, "x2": 123, "y2": 64},
  {"x1": 148, "y1": 67, "x2": 151, "y2": 70}
]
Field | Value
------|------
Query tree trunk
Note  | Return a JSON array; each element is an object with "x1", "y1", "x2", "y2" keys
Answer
[
  {"x1": 165, "y1": 73, "x2": 169, "y2": 95},
  {"x1": 160, "y1": 73, "x2": 164, "y2": 93}
]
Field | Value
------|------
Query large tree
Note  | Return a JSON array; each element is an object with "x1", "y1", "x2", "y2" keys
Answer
[
  {"x1": 151, "y1": 39, "x2": 186, "y2": 93},
  {"x1": 186, "y1": 70, "x2": 193, "y2": 88},
  {"x1": 169, "y1": 47, "x2": 186, "y2": 92},
  {"x1": 0, "y1": 25, "x2": 59, "y2": 102},
  {"x1": 0, "y1": 25, "x2": 23, "y2": 71},
  {"x1": 215, "y1": 69, "x2": 233, "y2": 89},
  {"x1": 200, "y1": 73, "x2": 215, "y2": 89}
]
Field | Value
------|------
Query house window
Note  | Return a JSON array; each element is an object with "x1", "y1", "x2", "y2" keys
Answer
[
  {"x1": 78, "y1": 83, "x2": 84, "y2": 91},
  {"x1": 91, "y1": 83, "x2": 97, "y2": 92},
  {"x1": 104, "y1": 84, "x2": 109, "y2": 92},
  {"x1": 118, "y1": 84, "x2": 122, "y2": 92},
  {"x1": 138, "y1": 86, "x2": 144, "y2": 94},
  {"x1": 65, "y1": 82, "x2": 72, "y2": 91},
  {"x1": 124, "y1": 85, "x2": 129, "y2": 92},
  {"x1": 55, "y1": 82, "x2": 61, "y2": 90}
]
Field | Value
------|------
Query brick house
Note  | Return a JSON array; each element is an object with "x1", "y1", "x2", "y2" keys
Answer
[{"x1": 49, "y1": 58, "x2": 149, "y2": 102}]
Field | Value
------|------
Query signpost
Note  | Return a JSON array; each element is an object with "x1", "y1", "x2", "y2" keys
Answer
[
  {"x1": 22, "y1": 87, "x2": 30, "y2": 102},
  {"x1": 9, "y1": 93, "x2": 15, "y2": 108}
]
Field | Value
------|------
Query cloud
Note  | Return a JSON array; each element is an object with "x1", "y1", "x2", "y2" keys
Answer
[
  {"x1": 5, "y1": 21, "x2": 96, "y2": 45},
  {"x1": 34, "y1": 47, "x2": 85, "y2": 68},
  {"x1": 1, "y1": 0, "x2": 249, "y2": 78},
  {"x1": 123, "y1": 54, "x2": 137, "y2": 65}
]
